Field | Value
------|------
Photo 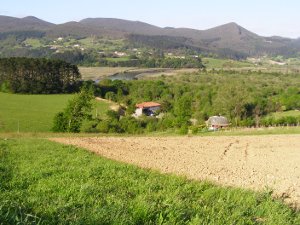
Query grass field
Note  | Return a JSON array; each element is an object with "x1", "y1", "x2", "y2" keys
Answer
[
  {"x1": 106, "y1": 57, "x2": 131, "y2": 62},
  {"x1": 1, "y1": 138, "x2": 299, "y2": 224},
  {"x1": 23, "y1": 38, "x2": 43, "y2": 48},
  {"x1": 198, "y1": 126, "x2": 300, "y2": 136},
  {"x1": 202, "y1": 58, "x2": 253, "y2": 69},
  {"x1": 77, "y1": 37, "x2": 125, "y2": 51},
  {"x1": 0, "y1": 93, "x2": 110, "y2": 133},
  {"x1": 79, "y1": 67, "x2": 133, "y2": 80},
  {"x1": 202, "y1": 57, "x2": 300, "y2": 74}
]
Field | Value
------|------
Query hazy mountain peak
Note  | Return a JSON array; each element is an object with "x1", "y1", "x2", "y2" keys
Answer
[
  {"x1": 224, "y1": 22, "x2": 240, "y2": 27},
  {"x1": 0, "y1": 15, "x2": 53, "y2": 32},
  {"x1": 22, "y1": 16, "x2": 54, "y2": 26},
  {"x1": 202, "y1": 21, "x2": 259, "y2": 41},
  {"x1": 79, "y1": 17, "x2": 161, "y2": 35},
  {"x1": 22, "y1": 16, "x2": 41, "y2": 21}
]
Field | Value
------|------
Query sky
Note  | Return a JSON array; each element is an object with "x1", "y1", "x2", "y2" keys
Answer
[{"x1": 1, "y1": 0, "x2": 299, "y2": 38}]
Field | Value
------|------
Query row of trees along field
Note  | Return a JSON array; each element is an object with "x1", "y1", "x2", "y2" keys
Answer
[
  {"x1": 98, "y1": 55, "x2": 205, "y2": 68},
  {"x1": 0, "y1": 49, "x2": 205, "y2": 68},
  {"x1": 0, "y1": 57, "x2": 81, "y2": 94}
]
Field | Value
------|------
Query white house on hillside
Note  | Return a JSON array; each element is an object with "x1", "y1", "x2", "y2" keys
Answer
[{"x1": 133, "y1": 102, "x2": 161, "y2": 117}]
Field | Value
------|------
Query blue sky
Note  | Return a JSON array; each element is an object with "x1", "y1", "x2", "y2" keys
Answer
[{"x1": 1, "y1": 0, "x2": 299, "y2": 38}]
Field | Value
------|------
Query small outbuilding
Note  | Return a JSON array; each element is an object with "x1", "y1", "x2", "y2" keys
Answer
[
  {"x1": 206, "y1": 116, "x2": 229, "y2": 130},
  {"x1": 133, "y1": 102, "x2": 161, "y2": 117}
]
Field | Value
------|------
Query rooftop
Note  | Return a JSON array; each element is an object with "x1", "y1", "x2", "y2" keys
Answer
[
  {"x1": 136, "y1": 102, "x2": 161, "y2": 108},
  {"x1": 206, "y1": 116, "x2": 229, "y2": 126}
]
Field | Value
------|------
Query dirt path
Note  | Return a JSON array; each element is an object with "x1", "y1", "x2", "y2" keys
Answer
[
  {"x1": 95, "y1": 97, "x2": 120, "y2": 111},
  {"x1": 50, "y1": 135, "x2": 300, "y2": 207}
]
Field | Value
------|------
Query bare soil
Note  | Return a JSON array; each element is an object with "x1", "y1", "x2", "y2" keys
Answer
[{"x1": 50, "y1": 135, "x2": 300, "y2": 207}]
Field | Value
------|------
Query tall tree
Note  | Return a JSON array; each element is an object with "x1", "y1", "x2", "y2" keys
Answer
[
  {"x1": 53, "y1": 85, "x2": 94, "y2": 133},
  {"x1": 0, "y1": 57, "x2": 81, "y2": 94}
]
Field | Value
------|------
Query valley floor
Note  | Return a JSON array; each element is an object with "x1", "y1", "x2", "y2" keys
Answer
[{"x1": 51, "y1": 134, "x2": 300, "y2": 208}]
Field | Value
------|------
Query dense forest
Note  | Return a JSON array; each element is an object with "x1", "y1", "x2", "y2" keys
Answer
[
  {"x1": 0, "y1": 57, "x2": 81, "y2": 93},
  {"x1": 99, "y1": 71, "x2": 300, "y2": 120},
  {"x1": 127, "y1": 34, "x2": 202, "y2": 52},
  {"x1": 54, "y1": 70, "x2": 300, "y2": 134}
]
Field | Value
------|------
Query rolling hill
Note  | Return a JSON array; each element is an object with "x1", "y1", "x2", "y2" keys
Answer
[
  {"x1": 0, "y1": 15, "x2": 299, "y2": 58},
  {"x1": 80, "y1": 18, "x2": 163, "y2": 36},
  {"x1": 0, "y1": 15, "x2": 54, "y2": 32}
]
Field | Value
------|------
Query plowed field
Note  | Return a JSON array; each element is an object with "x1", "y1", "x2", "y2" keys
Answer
[{"x1": 51, "y1": 135, "x2": 300, "y2": 207}]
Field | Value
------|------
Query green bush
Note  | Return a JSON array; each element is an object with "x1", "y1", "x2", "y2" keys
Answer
[
  {"x1": 80, "y1": 119, "x2": 99, "y2": 133},
  {"x1": 178, "y1": 125, "x2": 189, "y2": 135},
  {"x1": 96, "y1": 120, "x2": 111, "y2": 133},
  {"x1": 52, "y1": 112, "x2": 68, "y2": 132},
  {"x1": 52, "y1": 85, "x2": 94, "y2": 133},
  {"x1": 240, "y1": 118, "x2": 255, "y2": 127},
  {"x1": 0, "y1": 81, "x2": 11, "y2": 93},
  {"x1": 190, "y1": 126, "x2": 199, "y2": 134},
  {"x1": 120, "y1": 116, "x2": 143, "y2": 134},
  {"x1": 146, "y1": 120, "x2": 157, "y2": 132}
]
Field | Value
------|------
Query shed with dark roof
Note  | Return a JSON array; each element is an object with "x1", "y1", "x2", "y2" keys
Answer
[{"x1": 206, "y1": 116, "x2": 229, "y2": 129}]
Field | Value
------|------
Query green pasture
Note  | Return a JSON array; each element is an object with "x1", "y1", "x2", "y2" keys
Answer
[
  {"x1": 0, "y1": 93, "x2": 110, "y2": 132},
  {"x1": 202, "y1": 58, "x2": 253, "y2": 69}
]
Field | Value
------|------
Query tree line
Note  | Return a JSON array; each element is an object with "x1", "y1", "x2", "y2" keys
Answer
[
  {"x1": 0, "y1": 57, "x2": 81, "y2": 94},
  {"x1": 53, "y1": 69, "x2": 300, "y2": 134},
  {"x1": 98, "y1": 56, "x2": 205, "y2": 68}
]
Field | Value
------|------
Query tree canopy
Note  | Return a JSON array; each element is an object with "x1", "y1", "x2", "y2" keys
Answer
[{"x1": 0, "y1": 57, "x2": 81, "y2": 94}]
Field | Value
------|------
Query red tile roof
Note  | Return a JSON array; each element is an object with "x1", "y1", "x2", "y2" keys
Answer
[{"x1": 136, "y1": 102, "x2": 161, "y2": 108}]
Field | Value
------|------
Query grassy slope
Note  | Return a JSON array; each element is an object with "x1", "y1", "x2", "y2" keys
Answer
[
  {"x1": 77, "y1": 38, "x2": 124, "y2": 51},
  {"x1": 23, "y1": 38, "x2": 43, "y2": 48},
  {"x1": 0, "y1": 93, "x2": 110, "y2": 132},
  {"x1": 0, "y1": 139, "x2": 299, "y2": 225}
]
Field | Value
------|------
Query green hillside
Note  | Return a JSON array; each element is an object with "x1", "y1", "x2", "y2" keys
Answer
[
  {"x1": 1, "y1": 15, "x2": 300, "y2": 61},
  {"x1": 0, "y1": 93, "x2": 110, "y2": 132}
]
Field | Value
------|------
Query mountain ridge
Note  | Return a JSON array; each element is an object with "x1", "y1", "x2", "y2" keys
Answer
[{"x1": 0, "y1": 15, "x2": 299, "y2": 58}]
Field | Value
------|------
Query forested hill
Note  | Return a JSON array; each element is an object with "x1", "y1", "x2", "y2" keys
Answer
[
  {"x1": 0, "y1": 15, "x2": 54, "y2": 32},
  {"x1": 0, "y1": 15, "x2": 300, "y2": 58}
]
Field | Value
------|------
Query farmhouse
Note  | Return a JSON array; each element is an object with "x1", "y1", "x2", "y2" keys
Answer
[
  {"x1": 114, "y1": 51, "x2": 127, "y2": 57},
  {"x1": 133, "y1": 102, "x2": 161, "y2": 117},
  {"x1": 206, "y1": 115, "x2": 229, "y2": 130}
]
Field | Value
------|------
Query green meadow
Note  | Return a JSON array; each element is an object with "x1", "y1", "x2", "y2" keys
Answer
[
  {"x1": 202, "y1": 58, "x2": 253, "y2": 69},
  {"x1": 0, "y1": 93, "x2": 110, "y2": 132},
  {"x1": 1, "y1": 138, "x2": 299, "y2": 224}
]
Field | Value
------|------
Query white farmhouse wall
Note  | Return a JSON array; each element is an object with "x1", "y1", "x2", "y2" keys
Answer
[{"x1": 134, "y1": 108, "x2": 143, "y2": 117}]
